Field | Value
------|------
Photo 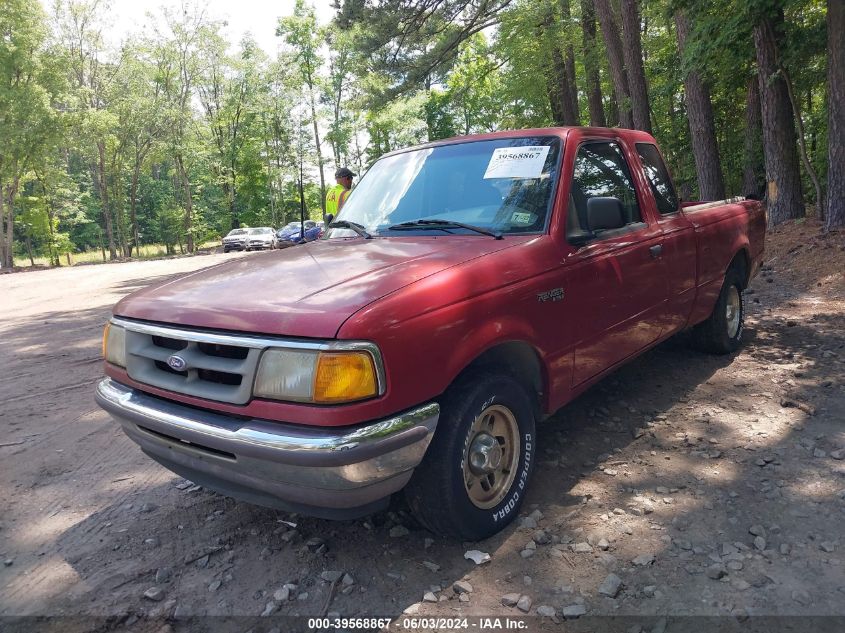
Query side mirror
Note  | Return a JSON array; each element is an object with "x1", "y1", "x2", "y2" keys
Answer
[
  {"x1": 586, "y1": 197, "x2": 625, "y2": 232},
  {"x1": 567, "y1": 231, "x2": 594, "y2": 247},
  {"x1": 324, "y1": 213, "x2": 334, "y2": 225}
]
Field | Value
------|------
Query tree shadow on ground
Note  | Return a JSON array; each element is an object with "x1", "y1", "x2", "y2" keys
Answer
[{"x1": 2, "y1": 266, "x2": 843, "y2": 631}]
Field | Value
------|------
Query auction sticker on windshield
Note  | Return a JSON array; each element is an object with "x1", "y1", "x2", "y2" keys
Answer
[{"x1": 483, "y1": 145, "x2": 550, "y2": 179}]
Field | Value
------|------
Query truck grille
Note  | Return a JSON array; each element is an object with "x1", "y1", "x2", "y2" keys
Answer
[{"x1": 123, "y1": 325, "x2": 263, "y2": 405}]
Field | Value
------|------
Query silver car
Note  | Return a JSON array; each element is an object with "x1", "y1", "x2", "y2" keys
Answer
[
  {"x1": 245, "y1": 227, "x2": 277, "y2": 251},
  {"x1": 222, "y1": 228, "x2": 248, "y2": 252}
]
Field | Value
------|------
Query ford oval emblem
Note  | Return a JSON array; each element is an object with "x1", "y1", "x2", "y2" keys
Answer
[{"x1": 167, "y1": 354, "x2": 187, "y2": 371}]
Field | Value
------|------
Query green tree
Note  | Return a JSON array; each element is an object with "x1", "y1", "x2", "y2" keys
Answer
[
  {"x1": 149, "y1": 3, "x2": 219, "y2": 252},
  {"x1": 446, "y1": 34, "x2": 504, "y2": 135},
  {"x1": 52, "y1": 0, "x2": 124, "y2": 259},
  {"x1": 0, "y1": 0, "x2": 65, "y2": 268},
  {"x1": 277, "y1": 1, "x2": 328, "y2": 210},
  {"x1": 198, "y1": 35, "x2": 268, "y2": 230}
]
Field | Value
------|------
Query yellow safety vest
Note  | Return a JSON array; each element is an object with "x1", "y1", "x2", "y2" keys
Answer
[{"x1": 325, "y1": 184, "x2": 350, "y2": 218}]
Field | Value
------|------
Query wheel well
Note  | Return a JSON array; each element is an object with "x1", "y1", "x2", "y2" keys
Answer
[
  {"x1": 457, "y1": 342, "x2": 545, "y2": 413},
  {"x1": 729, "y1": 249, "x2": 751, "y2": 289}
]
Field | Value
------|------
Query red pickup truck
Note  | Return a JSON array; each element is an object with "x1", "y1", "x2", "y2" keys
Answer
[{"x1": 96, "y1": 127, "x2": 765, "y2": 540}]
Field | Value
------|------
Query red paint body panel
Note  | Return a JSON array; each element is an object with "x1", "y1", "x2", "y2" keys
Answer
[
  {"x1": 114, "y1": 237, "x2": 522, "y2": 339},
  {"x1": 338, "y1": 236, "x2": 571, "y2": 416},
  {"x1": 684, "y1": 200, "x2": 766, "y2": 326},
  {"x1": 111, "y1": 127, "x2": 765, "y2": 428}
]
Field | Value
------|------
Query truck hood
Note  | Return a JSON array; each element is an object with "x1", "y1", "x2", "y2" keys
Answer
[{"x1": 114, "y1": 237, "x2": 523, "y2": 338}]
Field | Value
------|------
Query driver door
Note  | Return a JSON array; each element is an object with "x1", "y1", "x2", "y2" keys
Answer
[{"x1": 563, "y1": 140, "x2": 667, "y2": 386}]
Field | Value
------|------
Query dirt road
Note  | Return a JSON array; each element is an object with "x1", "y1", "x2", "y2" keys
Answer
[{"x1": 1, "y1": 227, "x2": 844, "y2": 632}]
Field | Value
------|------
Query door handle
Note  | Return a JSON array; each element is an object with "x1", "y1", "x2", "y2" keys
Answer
[{"x1": 649, "y1": 244, "x2": 663, "y2": 258}]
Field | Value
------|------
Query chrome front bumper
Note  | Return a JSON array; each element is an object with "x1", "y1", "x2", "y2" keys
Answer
[{"x1": 95, "y1": 378, "x2": 439, "y2": 518}]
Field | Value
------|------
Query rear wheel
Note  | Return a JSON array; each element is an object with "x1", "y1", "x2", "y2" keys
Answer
[
  {"x1": 692, "y1": 267, "x2": 744, "y2": 354},
  {"x1": 405, "y1": 373, "x2": 536, "y2": 540}
]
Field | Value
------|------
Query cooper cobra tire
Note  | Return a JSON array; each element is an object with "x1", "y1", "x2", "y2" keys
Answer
[
  {"x1": 692, "y1": 267, "x2": 744, "y2": 355},
  {"x1": 405, "y1": 373, "x2": 536, "y2": 540}
]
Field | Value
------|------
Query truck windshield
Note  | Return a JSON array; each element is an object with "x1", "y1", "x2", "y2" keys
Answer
[{"x1": 328, "y1": 136, "x2": 562, "y2": 238}]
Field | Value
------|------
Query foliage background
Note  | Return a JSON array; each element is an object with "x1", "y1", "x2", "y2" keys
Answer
[{"x1": 0, "y1": 0, "x2": 834, "y2": 267}]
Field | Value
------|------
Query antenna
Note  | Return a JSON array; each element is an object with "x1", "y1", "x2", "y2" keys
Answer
[{"x1": 299, "y1": 152, "x2": 306, "y2": 242}]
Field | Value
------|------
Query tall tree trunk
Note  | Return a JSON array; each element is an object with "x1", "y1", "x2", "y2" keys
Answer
[
  {"x1": 742, "y1": 76, "x2": 766, "y2": 199},
  {"x1": 807, "y1": 89, "x2": 815, "y2": 155},
  {"x1": 781, "y1": 66, "x2": 824, "y2": 216},
  {"x1": 753, "y1": 13, "x2": 803, "y2": 224},
  {"x1": 229, "y1": 156, "x2": 237, "y2": 228},
  {"x1": 547, "y1": 45, "x2": 579, "y2": 125},
  {"x1": 560, "y1": 0, "x2": 580, "y2": 124},
  {"x1": 47, "y1": 203, "x2": 59, "y2": 266},
  {"x1": 0, "y1": 179, "x2": 12, "y2": 268},
  {"x1": 620, "y1": 0, "x2": 651, "y2": 132},
  {"x1": 26, "y1": 234, "x2": 34, "y2": 266},
  {"x1": 546, "y1": 50, "x2": 566, "y2": 124},
  {"x1": 542, "y1": 8, "x2": 578, "y2": 126},
  {"x1": 826, "y1": 0, "x2": 845, "y2": 230},
  {"x1": 309, "y1": 91, "x2": 327, "y2": 212},
  {"x1": 675, "y1": 11, "x2": 725, "y2": 200},
  {"x1": 221, "y1": 179, "x2": 234, "y2": 228},
  {"x1": 608, "y1": 94, "x2": 620, "y2": 129},
  {"x1": 96, "y1": 142, "x2": 117, "y2": 260},
  {"x1": 130, "y1": 159, "x2": 141, "y2": 256},
  {"x1": 114, "y1": 195, "x2": 128, "y2": 258},
  {"x1": 594, "y1": 0, "x2": 632, "y2": 128},
  {"x1": 581, "y1": 0, "x2": 606, "y2": 127},
  {"x1": 262, "y1": 122, "x2": 277, "y2": 227},
  {"x1": 175, "y1": 154, "x2": 194, "y2": 252}
]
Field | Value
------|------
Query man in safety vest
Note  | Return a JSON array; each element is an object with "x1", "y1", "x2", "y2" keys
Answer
[{"x1": 325, "y1": 167, "x2": 356, "y2": 219}]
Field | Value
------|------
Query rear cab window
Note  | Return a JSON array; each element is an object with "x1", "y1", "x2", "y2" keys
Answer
[{"x1": 636, "y1": 143, "x2": 680, "y2": 215}]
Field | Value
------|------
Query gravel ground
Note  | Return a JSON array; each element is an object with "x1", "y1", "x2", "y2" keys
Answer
[{"x1": 1, "y1": 226, "x2": 843, "y2": 633}]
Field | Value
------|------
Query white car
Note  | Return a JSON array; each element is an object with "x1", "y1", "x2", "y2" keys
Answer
[{"x1": 245, "y1": 227, "x2": 277, "y2": 251}]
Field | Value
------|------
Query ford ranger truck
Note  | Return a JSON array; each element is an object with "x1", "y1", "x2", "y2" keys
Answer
[{"x1": 96, "y1": 127, "x2": 765, "y2": 540}]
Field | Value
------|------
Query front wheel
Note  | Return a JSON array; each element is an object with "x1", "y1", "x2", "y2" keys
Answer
[
  {"x1": 692, "y1": 267, "x2": 744, "y2": 354},
  {"x1": 405, "y1": 373, "x2": 536, "y2": 540}
]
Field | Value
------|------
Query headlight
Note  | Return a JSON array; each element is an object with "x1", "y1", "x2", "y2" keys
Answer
[
  {"x1": 254, "y1": 348, "x2": 380, "y2": 404},
  {"x1": 253, "y1": 349, "x2": 319, "y2": 401},
  {"x1": 102, "y1": 322, "x2": 127, "y2": 368}
]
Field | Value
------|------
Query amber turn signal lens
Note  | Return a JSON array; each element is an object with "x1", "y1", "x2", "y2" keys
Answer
[
  {"x1": 102, "y1": 322, "x2": 111, "y2": 359},
  {"x1": 313, "y1": 352, "x2": 378, "y2": 403}
]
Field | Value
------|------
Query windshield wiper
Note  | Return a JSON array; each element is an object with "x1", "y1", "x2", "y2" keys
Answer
[
  {"x1": 387, "y1": 219, "x2": 502, "y2": 240},
  {"x1": 328, "y1": 220, "x2": 372, "y2": 239}
]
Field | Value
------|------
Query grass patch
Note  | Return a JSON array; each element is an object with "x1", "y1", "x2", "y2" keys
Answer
[{"x1": 14, "y1": 241, "x2": 221, "y2": 268}]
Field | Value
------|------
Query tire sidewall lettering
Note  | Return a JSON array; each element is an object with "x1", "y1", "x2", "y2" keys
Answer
[
  {"x1": 735, "y1": 286, "x2": 744, "y2": 341},
  {"x1": 492, "y1": 430, "x2": 533, "y2": 521}
]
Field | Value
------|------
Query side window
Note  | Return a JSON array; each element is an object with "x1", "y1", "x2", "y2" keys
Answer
[
  {"x1": 567, "y1": 141, "x2": 642, "y2": 242},
  {"x1": 636, "y1": 143, "x2": 680, "y2": 215}
]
